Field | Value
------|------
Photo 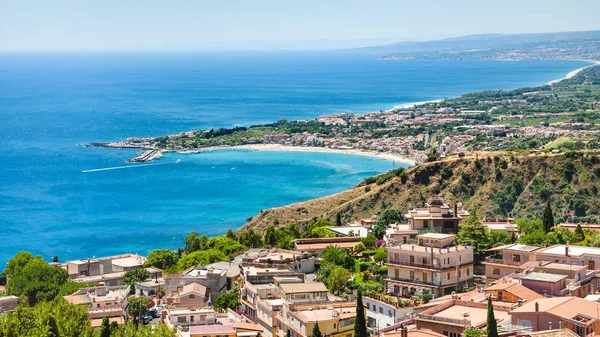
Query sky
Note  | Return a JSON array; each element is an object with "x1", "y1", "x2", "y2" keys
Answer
[{"x1": 1, "y1": 0, "x2": 600, "y2": 51}]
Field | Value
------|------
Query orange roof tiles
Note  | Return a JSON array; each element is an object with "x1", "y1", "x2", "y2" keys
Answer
[{"x1": 485, "y1": 283, "x2": 543, "y2": 301}]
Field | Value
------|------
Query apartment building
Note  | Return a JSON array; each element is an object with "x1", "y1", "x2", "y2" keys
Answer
[
  {"x1": 241, "y1": 248, "x2": 316, "y2": 274},
  {"x1": 510, "y1": 297, "x2": 600, "y2": 336},
  {"x1": 386, "y1": 233, "x2": 474, "y2": 297},
  {"x1": 63, "y1": 284, "x2": 129, "y2": 328},
  {"x1": 165, "y1": 266, "x2": 229, "y2": 301},
  {"x1": 405, "y1": 197, "x2": 469, "y2": 234},
  {"x1": 240, "y1": 274, "x2": 359, "y2": 337},
  {"x1": 65, "y1": 253, "x2": 146, "y2": 278},
  {"x1": 483, "y1": 244, "x2": 540, "y2": 280},
  {"x1": 363, "y1": 296, "x2": 405, "y2": 330},
  {"x1": 415, "y1": 299, "x2": 511, "y2": 337}
]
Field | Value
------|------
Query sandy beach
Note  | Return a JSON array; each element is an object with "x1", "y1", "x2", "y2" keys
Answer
[
  {"x1": 201, "y1": 144, "x2": 417, "y2": 166},
  {"x1": 386, "y1": 99, "x2": 443, "y2": 111},
  {"x1": 547, "y1": 60, "x2": 600, "y2": 85}
]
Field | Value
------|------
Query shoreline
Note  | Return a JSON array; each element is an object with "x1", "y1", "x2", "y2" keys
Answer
[
  {"x1": 192, "y1": 144, "x2": 417, "y2": 166},
  {"x1": 547, "y1": 60, "x2": 600, "y2": 85}
]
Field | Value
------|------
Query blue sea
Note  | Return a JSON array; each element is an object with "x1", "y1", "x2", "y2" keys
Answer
[{"x1": 0, "y1": 51, "x2": 590, "y2": 264}]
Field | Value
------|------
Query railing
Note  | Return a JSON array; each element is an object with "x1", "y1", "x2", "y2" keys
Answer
[
  {"x1": 484, "y1": 257, "x2": 504, "y2": 264},
  {"x1": 387, "y1": 259, "x2": 438, "y2": 269},
  {"x1": 386, "y1": 277, "x2": 436, "y2": 286}
]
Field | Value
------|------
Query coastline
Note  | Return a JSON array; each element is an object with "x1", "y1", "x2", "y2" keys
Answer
[
  {"x1": 195, "y1": 144, "x2": 417, "y2": 166},
  {"x1": 547, "y1": 60, "x2": 600, "y2": 85}
]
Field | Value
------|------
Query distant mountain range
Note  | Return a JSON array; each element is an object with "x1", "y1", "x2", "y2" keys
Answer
[{"x1": 354, "y1": 30, "x2": 600, "y2": 61}]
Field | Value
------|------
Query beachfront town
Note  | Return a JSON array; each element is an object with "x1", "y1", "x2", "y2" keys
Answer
[{"x1": 7, "y1": 197, "x2": 600, "y2": 337}]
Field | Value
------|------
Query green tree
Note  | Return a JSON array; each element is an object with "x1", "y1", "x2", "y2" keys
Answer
[
  {"x1": 144, "y1": 249, "x2": 179, "y2": 270},
  {"x1": 354, "y1": 243, "x2": 366, "y2": 253},
  {"x1": 100, "y1": 315, "x2": 111, "y2": 337},
  {"x1": 486, "y1": 296, "x2": 499, "y2": 337},
  {"x1": 312, "y1": 322, "x2": 322, "y2": 337},
  {"x1": 574, "y1": 223, "x2": 585, "y2": 242},
  {"x1": 123, "y1": 268, "x2": 150, "y2": 285},
  {"x1": 336, "y1": 213, "x2": 343, "y2": 226},
  {"x1": 373, "y1": 208, "x2": 403, "y2": 239},
  {"x1": 0, "y1": 299, "x2": 95, "y2": 337},
  {"x1": 225, "y1": 228, "x2": 237, "y2": 240},
  {"x1": 175, "y1": 249, "x2": 228, "y2": 271},
  {"x1": 263, "y1": 225, "x2": 278, "y2": 247},
  {"x1": 5, "y1": 253, "x2": 70, "y2": 306},
  {"x1": 542, "y1": 200, "x2": 555, "y2": 233},
  {"x1": 456, "y1": 208, "x2": 490, "y2": 263},
  {"x1": 327, "y1": 267, "x2": 350, "y2": 293},
  {"x1": 206, "y1": 237, "x2": 246, "y2": 255},
  {"x1": 185, "y1": 231, "x2": 198, "y2": 253},
  {"x1": 373, "y1": 247, "x2": 387, "y2": 265},
  {"x1": 51, "y1": 256, "x2": 59, "y2": 263},
  {"x1": 362, "y1": 234, "x2": 377, "y2": 249},
  {"x1": 286, "y1": 330, "x2": 291, "y2": 337},
  {"x1": 464, "y1": 328, "x2": 484, "y2": 337},
  {"x1": 127, "y1": 296, "x2": 153, "y2": 322},
  {"x1": 427, "y1": 149, "x2": 438, "y2": 162},
  {"x1": 214, "y1": 291, "x2": 239, "y2": 311},
  {"x1": 239, "y1": 229, "x2": 262, "y2": 248},
  {"x1": 354, "y1": 290, "x2": 368, "y2": 337}
]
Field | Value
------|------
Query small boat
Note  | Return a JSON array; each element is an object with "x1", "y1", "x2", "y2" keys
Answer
[{"x1": 231, "y1": 167, "x2": 236, "y2": 171}]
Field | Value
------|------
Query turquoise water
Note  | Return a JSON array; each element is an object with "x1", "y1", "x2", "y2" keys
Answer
[{"x1": 0, "y1": 52, "x2": 590, "y2": 264}]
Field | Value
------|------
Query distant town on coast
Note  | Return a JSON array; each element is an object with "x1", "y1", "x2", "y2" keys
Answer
[{"x1": 4, "y1": 1, "x2": 600, "y2": 336}]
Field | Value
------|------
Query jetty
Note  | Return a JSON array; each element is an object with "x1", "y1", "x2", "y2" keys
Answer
[{"x1": 128, "y1": 149, "x2": 163, "y2": 162}]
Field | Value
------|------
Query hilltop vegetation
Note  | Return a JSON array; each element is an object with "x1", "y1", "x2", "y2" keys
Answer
[{"x1": 243, "y1": 152, "x2": 600, "y2": 231}]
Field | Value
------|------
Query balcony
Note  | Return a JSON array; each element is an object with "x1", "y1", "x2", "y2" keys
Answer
[
  {"x1": 387, "y1": 259, "x2": 437, "y2": 269},
  {"x1": 386, "y1": 276, "x2": 436, "y2": 287},
  {"x1": 484, "y1": 257, "x2": 505, "y2": 264},
  {"x1": 388, "y1": 259, "x2": 473, "y2": 271}
]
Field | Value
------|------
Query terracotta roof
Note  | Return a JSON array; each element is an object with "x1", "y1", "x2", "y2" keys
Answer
[
  {"x1": 181, "y1": 282, "x2": 207, "y2": 297},
  {"x1": 511, "y1": 297, "x2": 600, "y2": 320},
  {"x1": 485, "y1": 283, "x2": 543, "y2": 301}
]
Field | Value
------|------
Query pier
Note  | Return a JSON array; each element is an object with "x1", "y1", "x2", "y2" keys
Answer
[{"x1": 128, "y1": 149, "x2": 163, "y2": 162}]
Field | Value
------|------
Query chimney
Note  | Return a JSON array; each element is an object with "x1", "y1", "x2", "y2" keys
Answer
[
  {"x1": 535, "y1": 302, "x2": 539, "y2": 312},
  {"x1": 401, "y1": 327, "x2": 408, "y2": 337},
  {"x1": 565, "y1": 243, "x2": 570, "y2": 257}
]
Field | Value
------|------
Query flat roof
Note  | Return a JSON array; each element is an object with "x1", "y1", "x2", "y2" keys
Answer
[
  {"x1": 418, "y1": 233, "x2": 455, "y2": 240},
  {"x1": 279, "y1": 282, "x2": 328, "y2": 294},
  {"x1": 428, "y1": 304, "x2": 510, "y2": 327},
  {"x1": 327, "y1": 226, "x2": 369, "y2": 238},
  {"x1": 505, "y1": 244, "x2": 541, "y2": 252},
  {"x1": 189, "y1": 324, "x2": 236, "y2": 335},
  {"x1": 299, "y1": 307, "x2": 356, "y2": 322},
  {"x1": 538, "y1": 245, "x2": 600, "y2": 257},
  {"x1": 111, "y1": 257, "x2": 142, "y2": 268},
  {"x1": 539, "y1": 263, "x2": 587, "y2": 271},
  {"x1": 521, "y1": 272, "x2": 567, "y2": 283}
]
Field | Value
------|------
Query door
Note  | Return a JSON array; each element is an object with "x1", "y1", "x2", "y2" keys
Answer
[
  {"x1": 394, "y1": 268, "x2": 399, "y2": 279},
  {"x1": 423, "y1": 272, "x2": 428, "y2": 283}
]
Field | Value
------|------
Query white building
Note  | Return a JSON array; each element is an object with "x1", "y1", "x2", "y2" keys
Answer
[{"x1": 363, "y1": 297, "x2": 405, "y2": 330}]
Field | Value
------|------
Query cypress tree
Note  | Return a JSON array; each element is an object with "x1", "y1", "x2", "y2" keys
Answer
[
  {"x1": 312, "y1": 322, "x2": 322, "y2": 337},
  {"x1": 542, "y1": 200, "x2": 555, "y2": 233},
  {"x1": 100, "y1": 315, "x2": 111, "y2": 337},
  {"x1": 574, "y1": 223, "x2": 585, "y2": 242},
  {"x1": 354, "y1": 290, "x2": 368, "y2": 337},
  {"x1": 336, "y1": 213, "x2": 343, "y2": 227},
  {"x1": 286, "y1": 330, "x2": 291, "y2": 337},
  {"x1": 486, "y1": 296, "x2": 499, "y2": 337}
]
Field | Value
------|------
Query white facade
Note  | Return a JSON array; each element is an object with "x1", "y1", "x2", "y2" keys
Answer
[{"x1": 363, "y1": 297, "x2": 403, "y2": 330}]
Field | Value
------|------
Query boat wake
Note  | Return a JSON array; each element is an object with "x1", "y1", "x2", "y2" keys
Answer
[{"x1": 82, "y1": 161, "x2": 176, "y2": 173}]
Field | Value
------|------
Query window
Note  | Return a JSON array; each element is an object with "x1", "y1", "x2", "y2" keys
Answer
[
  {"x1": 190, "y1": 316, "x2": 195, "y2": 323},
  {"x1": 513, "y1": 255, "x2": 521, "y2": 262},
  {"x1": 379, "y1": 307, "x2": 383, "y2": 313},
  {"x1": 458, "y1": 270, "x2": 461, "y2": 278},
  {"x1": 388, "y1": 310, "x2": 393, "y2": 317},
  {"x1": 517, "y1": 319, "x2": 531, "y2": 327},
  {"x1": 466, "y1": 268, "x2": 470, "y2": 276},
  {"x1": 177, "y1": 316, "x2": 187, "y2": 323},
  {"x1": 459, "y1": 255, "x2": 462, "y2": 262},
  {"x1": 333, "y1": 324, "x2": 336, "y2": 329},
  {"x1": 447, "y1": 272, "x2": 451, "y2": 280},
  {"x1": 189, "y1": 294, "x2": 195, "y2": 298},
  {"x1": 493, "y1": 268, "x2": 500, "y2": 275}
]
